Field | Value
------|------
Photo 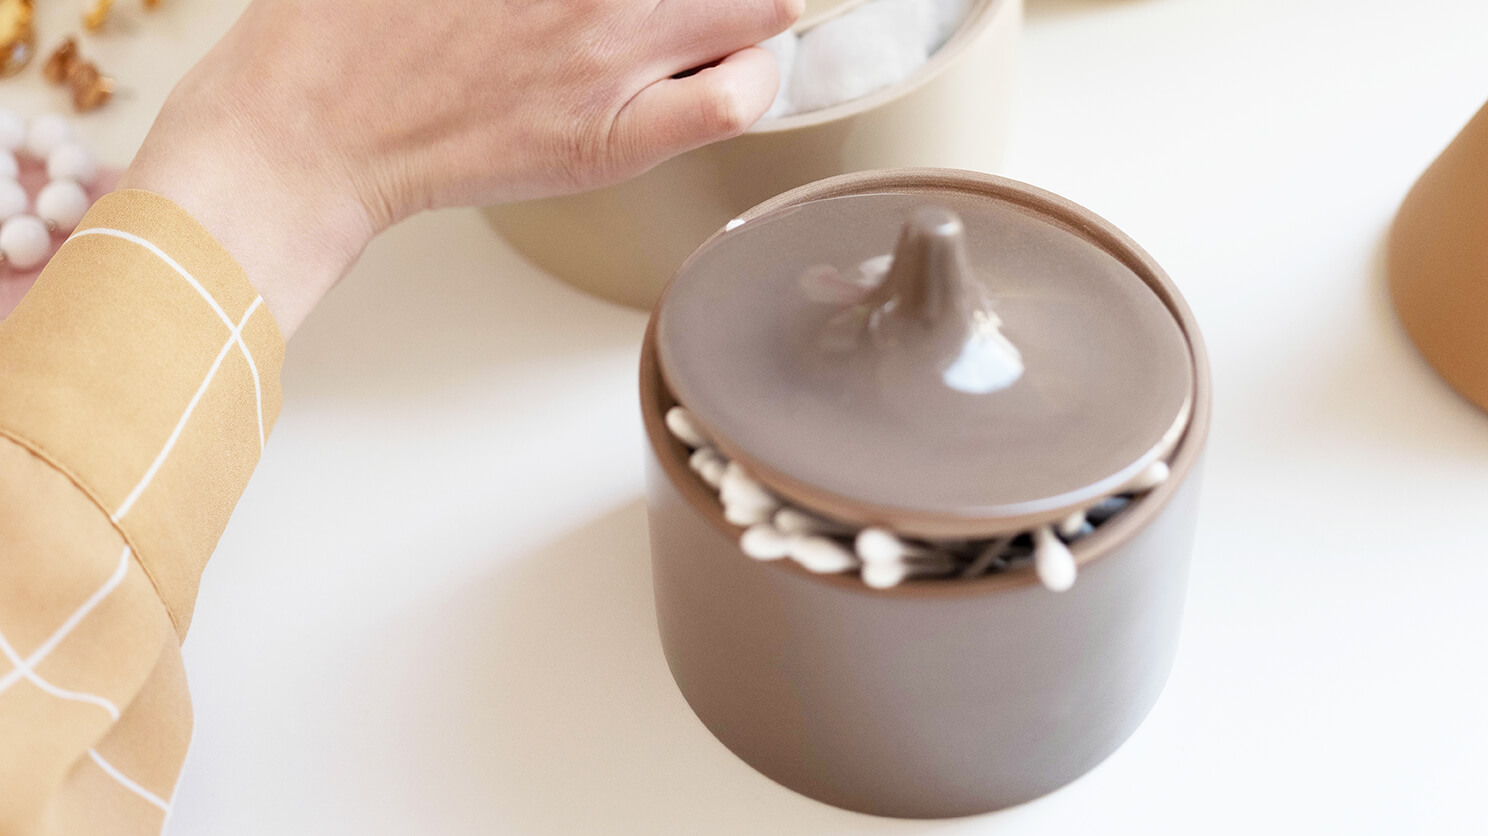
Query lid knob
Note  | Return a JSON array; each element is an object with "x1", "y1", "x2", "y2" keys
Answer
[{"x1": 849, "y1": 207, "x2": 1023, "y2": 395}]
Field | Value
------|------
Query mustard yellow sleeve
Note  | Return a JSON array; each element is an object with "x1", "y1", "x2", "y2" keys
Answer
[{"x1": 0, "y1": 190, "x2": 284, "y2": 834}]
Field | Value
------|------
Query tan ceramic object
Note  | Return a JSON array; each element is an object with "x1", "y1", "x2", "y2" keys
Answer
[
  {"x1": 797, "y1": 0, "x2": 869, "y2": 29},
  {"x1": 1389, "y1": 100, "x2": 1488, "y2": 412},
  {"x1": 643, "y1": 169, "x2": 1212, "y2": 818},
  {"x1": 487, "y1": 0, "x2": 1021, "y2": 310}
]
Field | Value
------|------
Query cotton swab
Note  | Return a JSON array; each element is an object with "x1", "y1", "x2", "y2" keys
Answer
[
  {"x1": 720, "y1": 462, "x2": 780, "y2": 526},
  {"x1": 855, "y1": 526, "x2": 938, "y2": 565},
  {"x1": 1033, "y1": 526, "x2": 1077, "y2": 592},
  {"x1": 688, "y1": 447, "x2": 727, "y2": 489},
  {"x1": 1056, "y1": 511, "x2": 1090, "y2": 540},
  {"x1": 741, "y1": 524, "x2": 793, "y2": 560},
  {"x1": 1123, "y1": 460, "x2": 1170, "y2": 493},
  {"x1": 665, "y1": 404, "x2": 1167, "y2": 593},
  {"x1": 774, "y1": 507, "x2": 856, "y2": 537},
  {"x1": 862, "y1": 555, "x2": 956, "y2": 589},
  {"x1": 788, "y1": 536, "x2": 860, "y2": 573},
  {"x1": 665, "y1": 406, "x2": 709, "y2": 448},
  {"x1": 960, "y1": 537, "x2": 1012, "y2": 578}
]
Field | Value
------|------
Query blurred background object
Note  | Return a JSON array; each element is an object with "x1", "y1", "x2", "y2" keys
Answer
[
  {"x1": 486, "y1": 0, "x2": 1020, "y2": 310},
  {"x1": 0, "y1": 0, "x2": 35, "y2": 77},
  {"x1": 1389, "y1": 99, "x2": 1488, "y2": 413}
]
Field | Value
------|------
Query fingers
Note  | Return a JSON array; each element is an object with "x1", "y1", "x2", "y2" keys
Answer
[
  {"x1": 611, "y1": 45, "x2": 779, "y2": 171},
  {"x1": 652, "y1": 0, "x2": 803, "y2": 75}
]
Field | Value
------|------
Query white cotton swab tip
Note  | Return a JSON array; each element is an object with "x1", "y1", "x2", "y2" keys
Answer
[
  {"x1": 724, "y1": 496, "x2": 776, "y2": 527},
  {"x1": 1124, "y1": 460, "x2": 1170, "y2": 493},
  {"x1": 665, "y1": 406, "x2": 708, "y2": 448},
  {"x1": 740, "y1": 525, "x2": 792, "y2": 560},
  {"x1": 855, "y1": 527, "x2": 907, "y2": 565},
  {"x1": 720, "y1": 463, "x2": 774, "y2": 506},
  {"x1": 862, "y1": 562, "x2": 910, "y2": 589},
  {"x1": 1057, "y1": 511, "x2": 1088, "y2": 540},
  {"x1": 773, "y1": 507, "x2": 846, "y2": 536},
  {"x1": 688, "y1": 447, "x2": 727, "y2": 489},
  {"x1": 719, "y1": 464, "x2": 779, "y2": 527},
  {"x1": 788, "y1": 536, "x2": 859, "y2": 573},
  {"x1": 1033, "y1": 525, "x2": 1077, "y2": 592}
]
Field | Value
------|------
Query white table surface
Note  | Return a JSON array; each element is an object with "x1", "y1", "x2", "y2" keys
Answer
[{"x1": 10, "y1": 0, "x2": 1488, "y2": 833}]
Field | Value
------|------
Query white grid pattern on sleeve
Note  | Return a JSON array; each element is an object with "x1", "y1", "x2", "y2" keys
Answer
[
  {"x1": 66, "y1": 227, "x2": 267, "y2": 453},
  {"x1": 0, "y1": 223, "x2": 268, "y2": 826},
  {"x1": 0, "y1": 540, "x2": 182, "y2": 825},
  {"x1": 0, "y1": 544, "x2": 130, "y2": 720},
  {"x1": 88, "y1": 747, "x2": 173, "y2": 814},
  {"x1": 110, "y1": 297, "x2": 262, "y2": 523}
]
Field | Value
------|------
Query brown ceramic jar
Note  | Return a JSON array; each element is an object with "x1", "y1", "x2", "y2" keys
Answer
[{"x1": 640, "y1": 169, "x2": 1211, "y2": 818}]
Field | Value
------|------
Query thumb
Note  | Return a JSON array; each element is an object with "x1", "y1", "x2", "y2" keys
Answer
[{"x1": 610, "y1": 46, "x2": 780, "y2": 174}]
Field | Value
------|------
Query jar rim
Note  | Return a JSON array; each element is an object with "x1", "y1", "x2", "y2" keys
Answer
[{"x1": 643, "y1": 168, "x2": 1212, "y2": 591}]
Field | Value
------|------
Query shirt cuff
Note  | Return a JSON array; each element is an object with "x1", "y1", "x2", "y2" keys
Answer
[{"x1": 0, "y1": 189, "x2": 285, "y2": 636}]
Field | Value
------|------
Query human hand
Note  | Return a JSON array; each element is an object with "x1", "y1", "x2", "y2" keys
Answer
[{"x1": 121, "y1": 0, "x2": 802, "y2": 335}]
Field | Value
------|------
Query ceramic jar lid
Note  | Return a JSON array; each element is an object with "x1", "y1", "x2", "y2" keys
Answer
[{"x1": 657, "y1": 187, "x2": 1194, "y2": 538}]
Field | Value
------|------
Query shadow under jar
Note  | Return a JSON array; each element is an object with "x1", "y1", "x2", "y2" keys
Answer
[{"x1": 640, "y1": 169, "x2": 1211, "y2": 818}]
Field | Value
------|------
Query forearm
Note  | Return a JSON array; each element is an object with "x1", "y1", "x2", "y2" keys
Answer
[{"x1": 118, "y1": 66, "x2": 374, "y2": 338}]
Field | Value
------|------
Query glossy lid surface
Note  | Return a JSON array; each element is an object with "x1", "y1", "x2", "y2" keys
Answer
[{"x1": 657, "y1": 188, "x2": 1193, "y2": 533}]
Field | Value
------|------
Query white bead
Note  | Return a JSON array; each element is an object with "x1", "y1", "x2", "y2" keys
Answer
[
  {"x1": 36, "y1": 179, "x2": 91, "y2": 232},
  {"x1": 0, "y1": 179, "x2": 28, "y2": 223},
  {"x1": 0, "y1": 149, "x2": 16, "y2": 180},
  {"x1": 0, "y1": 109, "x2": 24, "y2": 152},
  {"x1": 0, "y1": 215, "x2": 52, "y2": 269},
  {"x1": 25, "y1": 114, "x2": 74, "y2": 160},
  {"x1": 46, "y1": 142, "x2": 97, "y2": 185}
]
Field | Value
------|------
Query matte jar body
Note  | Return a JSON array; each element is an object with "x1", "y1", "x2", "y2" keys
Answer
[{"x1": 642, "y1": 350, "x2": 1204, "y2": 818}]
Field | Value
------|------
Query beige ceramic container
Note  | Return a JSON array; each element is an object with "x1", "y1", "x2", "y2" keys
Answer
[
  {"x1": 487, "y1": 0, "x2": 1021, "y2": 310},
  {"x1": 798, "y1": 0, "x2": 865, "y2": 28},
  {"x1": 642, "y1": 169, "x2": 1211, "y2": 818},
  {"x1": 1390, "y1": 99, "x2": 1488, "y2": 412}
]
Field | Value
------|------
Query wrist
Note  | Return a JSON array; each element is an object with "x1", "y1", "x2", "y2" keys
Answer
[{"x1": 119, "y1": 78, "x2": 375, "y2": 338}]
